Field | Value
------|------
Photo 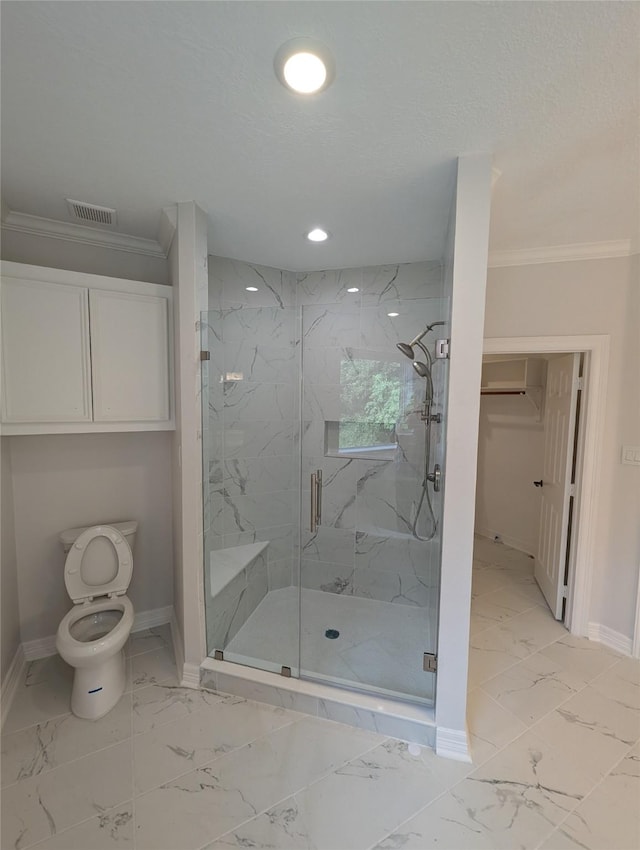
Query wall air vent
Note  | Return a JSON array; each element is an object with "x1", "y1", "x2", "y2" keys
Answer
[{"x1": 66, "y1": 199, "x2": 117, "y2": 226}]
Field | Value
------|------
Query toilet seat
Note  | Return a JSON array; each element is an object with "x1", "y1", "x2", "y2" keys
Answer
[
  {"x1": 64, "y1": 525, "x2": 133, "y2": 603},
  {"x1": 57, "y1": 596, "x2": 134, "y2": 669}
]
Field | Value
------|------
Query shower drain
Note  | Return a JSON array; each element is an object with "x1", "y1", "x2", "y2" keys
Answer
[{"x1": 324, "y1": 628, "x2": 340, "y2": 640}]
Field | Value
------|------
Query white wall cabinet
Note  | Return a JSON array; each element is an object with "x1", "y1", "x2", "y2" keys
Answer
[{"x1": 1, "y1": 262, "x2": 174, "y2": 434}]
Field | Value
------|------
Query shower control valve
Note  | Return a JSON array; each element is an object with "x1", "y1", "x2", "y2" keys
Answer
[{"x1": 427, "y1": 464, "x2": 442, "y2": 492}]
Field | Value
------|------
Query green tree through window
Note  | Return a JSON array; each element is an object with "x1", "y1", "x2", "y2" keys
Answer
[{"x1": 338, "y1": 357, "x2": 406, "y2": 450}]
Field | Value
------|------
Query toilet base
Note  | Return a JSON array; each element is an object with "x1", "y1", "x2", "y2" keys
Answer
[{"x1": 70, "y1": 649, "x2": 126, "y2": 720}]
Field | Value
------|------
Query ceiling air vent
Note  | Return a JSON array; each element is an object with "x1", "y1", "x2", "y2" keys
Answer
[{"x1": 66, "y1": 199, "x2": 117, "y2": 226}]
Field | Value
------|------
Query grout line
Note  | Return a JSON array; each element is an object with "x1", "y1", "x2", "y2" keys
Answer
[
  {"x1": 22, "y1": 799, "x2": 136, "y2": 850},
  {"x1": 192, "y1": 734, "x2": 392, "y2": 850}
]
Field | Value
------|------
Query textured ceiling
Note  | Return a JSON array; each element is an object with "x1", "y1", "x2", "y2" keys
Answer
[{"x1": 1, "y1": 1, "x2": 638, "y2": 270}]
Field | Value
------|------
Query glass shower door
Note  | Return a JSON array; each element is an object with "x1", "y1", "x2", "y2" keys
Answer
[
  {"x1": 298, "y1": 299, "x2": 447, "y2": 704},
  {"x1": 201, "y1": 307, "x2": 300, "y2": 676}
]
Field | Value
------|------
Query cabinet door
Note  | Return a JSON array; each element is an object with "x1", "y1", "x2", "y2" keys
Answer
[
  {"x1": 1, "y1": 278, "x2": 92, "y2": 422},
  {"x1": 89, "y1": 290, "x2": 170, "y2": 422}
]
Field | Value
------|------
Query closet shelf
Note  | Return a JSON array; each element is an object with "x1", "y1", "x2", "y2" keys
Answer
[{"x1": 480, "y1": 357, "x2": 545, "y2": 418}]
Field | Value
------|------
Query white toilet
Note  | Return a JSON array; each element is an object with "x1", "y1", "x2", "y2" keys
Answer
[{"x1": 56, "y1": 521, "x2": 137, "y2": 720}]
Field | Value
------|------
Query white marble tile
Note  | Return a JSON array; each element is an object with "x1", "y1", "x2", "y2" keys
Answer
[
  {"x1": 317, "y1": 701, "x2": 436, "y2": 745},
  {"x1": 1, "y1": 692, "x2": 131, "y2": 787},
  {"x1": 223, "y1": 380, "x2": 294, "y2": 422},
  {"x1": 1, "y1": 740, "x2": 132, "y2": 850},
  {"x1": 533, "y1": 684, "x2": 640, "y2": 785},
  {"x1": 23, "y1": 803, "x2": 134, "y2": 850},
  {"x1": 589, "y1": 656, "x2": 640, "y2": 711},
  {"x1": 361, "y1": 262, "x2": 443, "y2": 305},
  {"x1": 296, "y1": 268, "x2": 363, "y2": 305},
  {"x1": 223, "y1": 419, "x2": 295, "y2": 459},
  {"x1": 133, "y1": 695, "x2": 297, "y2": 794},
  {"x1": 223, "y1": 340, "x2": 296, "y2": 384},
  {"x1": 220, "y1": 304, "x2": 297, "y2": 346},
  {"x1": 300, "y1": 559, "x2": 354, "y2": 595},
  {"x1": 373, "y1": 790, "x2": 500, "y2": 850},
  {"x1": 539, "y1": 633, "x2": 623, "y2": 682},
  {"x1": 267, "y1": 557, "x2": 293, "y2": 590},
  {"x1": 467, "y1": 625, "x2": 532, "y2": 688},
  {"x1": 227, "y1": 738, "x2": 449, "y2": 850},
  {"x1": 3, "y1": 656, "x2": 74, "y2": 735},
  {"x1": 223, "y1": 523, "x2": 295, "y2": 564},
  {"x1": 223, "y1": 456, "x2": 293, "y2": 496},
  {"x1": 214, "y1": 258, "x2": 295, "y2": 308},
  {"x1": 540, "y1": 744, "x2": 640, "y2": 850},
  {"x1": 134, "y1": 716, "x2": 381, "y2": 850},
  {"x1": 353, "y1": 566, "x2": 430, "y2": 606},
  {"x1": 448, "y1": 729, "x2": 593, "y2": 850},
  {"x1": 132, "y1": 683, "x2": 224, "y2": 735},
  {"x1": 466, "y1": 687, "x2": 528, "y2": 766},
  {"x1": 302, "y1": 304, "x2": 360, "y2": 349},
  {"x1": 482, "y1": 651, "x2": 588, "y2": 726},
  {"x1": 471, "y1": 588, "x2": 537, "y2": 625},
  {"x1": 302, "y1": 526, "x2": 356, "y2": 567},
  {"x1": 220, "y1": 490, "x2": 296, "y2": 536},
  {"x1": 129, "y1": 645, "x2": 177, "y2": 691},
  {"x1": 494, "y1": 606, "x2": 569, "y2": 656}
]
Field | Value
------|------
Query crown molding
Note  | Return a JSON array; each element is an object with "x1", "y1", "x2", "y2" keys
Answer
[
  {"x1": 488, "y1": 239, "x2": 635, "y2": 268},
  {"x1": 1, "y1": 209, "x2": 166, "y2": 258}
]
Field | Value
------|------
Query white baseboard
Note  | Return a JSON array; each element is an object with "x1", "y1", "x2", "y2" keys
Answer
[
  {"x1": 22, "y1": 605, "x2": 174, "y2": 662},
  {"x1": 133, "y1": 605, "x2": 174, "y2": 632},
  {"x1": 475, "y1": 528, "x2": 535, "y2": 557},
  {"x1": 1, "y1": 644, "x2": 26, "y2": 728},
  {"x1": 23, "y1": 635, "x2": 57, "y2": 661},
  {"x1": 181, "y1": 663, "x2": 201, "y2": 690},
  {"x1": 436, "y1": 726, "x2": 472, "y2": 762},
  {"x1": 587, "y1": 622, "x2": 633, "y2": 657}
]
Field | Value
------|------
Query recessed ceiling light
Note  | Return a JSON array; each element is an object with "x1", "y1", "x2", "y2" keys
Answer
[
  {"x1": 347, "y1": 287, "x2": 359, "y2": 293},
  {"x1": 387, "y1": 312, "x2": 399, "y2": 317},
  {"x1": 246, "y1": 286, "x2": 259, "y2": 292},
  {"x1": 307, "y1": 228, "x2": 329, "y2": 243},
  {"x1": 275, "y1": 38, "x2": 335, "y2": 95}
]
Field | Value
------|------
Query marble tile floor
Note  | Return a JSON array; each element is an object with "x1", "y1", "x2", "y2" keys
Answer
[
  {"x1": 1, "y1": 539, "x2": 638, "y2": 850},
  {"x1": 224, "y1": 586, "x2": 437, "y2": 703}
]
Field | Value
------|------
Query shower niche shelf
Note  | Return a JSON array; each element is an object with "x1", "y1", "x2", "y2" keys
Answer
[{"x1": 480, "y1": 356, "x2": 544, "y2": 418}]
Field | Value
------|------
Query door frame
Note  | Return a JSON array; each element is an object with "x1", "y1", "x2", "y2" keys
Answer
[{"x1": 482, "y1": 334, "x2": 610, "y2": 636}]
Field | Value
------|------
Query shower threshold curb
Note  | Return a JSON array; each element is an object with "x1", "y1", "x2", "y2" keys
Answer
[{"x1": 200, "y1": 657, "x2": 436, "y2": 748}]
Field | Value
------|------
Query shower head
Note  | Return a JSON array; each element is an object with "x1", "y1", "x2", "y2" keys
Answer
[
  {"x1": 396, "y1": 321, "x2": 446, "y2": 361},
  {"x1": 412, "y1": 361, "x2": 430, "y2": 378},
  {"x1": 397, "y1": 342, "x2": 415, "y2": 359}
]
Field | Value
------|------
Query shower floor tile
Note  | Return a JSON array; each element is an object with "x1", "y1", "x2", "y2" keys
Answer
[{"x1": 223, "y1": 586, "x2": 437, "y2": 702}]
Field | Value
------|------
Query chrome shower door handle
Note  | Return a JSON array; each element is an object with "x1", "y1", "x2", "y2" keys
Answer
[{"x1": 310, "y1": 469, "x2": 322, "y2": 533}]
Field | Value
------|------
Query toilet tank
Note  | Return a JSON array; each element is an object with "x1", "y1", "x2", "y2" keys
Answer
[{"x1": 59, "y1": 521, "x2": 138, "y2": 554}]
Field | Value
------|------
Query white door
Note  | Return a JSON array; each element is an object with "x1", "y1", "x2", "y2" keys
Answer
[
  {"x1": 89, "y1": 289, "x2": 170, "y2": 422},
  {"x1": 535, "y1": 353, "x2": 580, "y2": 619},
  {"x1": 1, "y1": 278, "x2": 92, "y2": 422}
]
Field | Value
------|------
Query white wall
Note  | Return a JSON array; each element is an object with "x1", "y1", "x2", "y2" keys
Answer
[
  {"x1": 436, "y1": 154, "x2": 492, "y2": 755},
  {"x1": 1, "y1": 228, "x2": 169, "y2": 285},
  {"x1": 1, "y1": 438, "x2": 20, "y2": 679},
  {"x1": 475, "y1": 395, "x2": 545, "y2": 554},
  {"x1": 9, "y1": 432, "x2": 174, "y2": 643},
  {"x1": 485, "y1": 254, "x2": 640, "y2": 640}
]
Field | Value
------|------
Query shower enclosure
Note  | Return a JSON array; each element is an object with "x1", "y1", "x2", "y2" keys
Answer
[{"x1": 202, "y1": 259, "x2": 449, "y2": 709}]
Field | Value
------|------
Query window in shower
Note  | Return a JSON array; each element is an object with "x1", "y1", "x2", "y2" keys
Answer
[{"x1": 324, "y1": 356, "x2": 419, "y2": 458}]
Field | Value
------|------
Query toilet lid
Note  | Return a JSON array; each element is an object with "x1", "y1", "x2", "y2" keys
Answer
[{"x1": 64, "y1": 525, "x2": 133, "y2": 603}]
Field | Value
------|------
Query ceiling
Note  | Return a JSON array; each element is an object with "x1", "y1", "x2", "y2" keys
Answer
[{"x1": 1, "y1": 1, "x2": 638, "y2": 271}]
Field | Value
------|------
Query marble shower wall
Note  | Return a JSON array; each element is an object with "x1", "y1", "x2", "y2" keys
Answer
[
  {"x1": 298, "y1": 262, "x2": 447, "y2": 608},
  {"x1": 205, "y1": 258, "x2": 299, "y2": 627},
  {"x1": 205, "y1": 256, "x2": 447, "y2": 638}
]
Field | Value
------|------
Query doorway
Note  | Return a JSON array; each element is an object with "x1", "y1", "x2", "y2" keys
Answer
[
  {"x1": 480, "y1": 335, "x2": 610, "y2": 636},
  {"x1": 476, "y1": 351, "x2": 583, "y2": 625}
]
